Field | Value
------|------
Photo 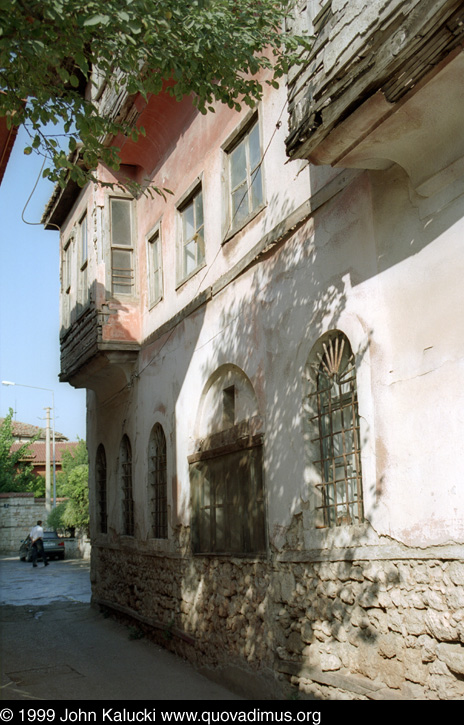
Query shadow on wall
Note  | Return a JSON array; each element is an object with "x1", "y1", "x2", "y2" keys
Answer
[
  {"x1": 92, "y1": 158, "x2": 464, "y2": 698},
  {"x1": 171, "y1": 161, "x2": 464, "y2": 697}
]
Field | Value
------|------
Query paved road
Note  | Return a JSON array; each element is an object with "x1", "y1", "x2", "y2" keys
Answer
[
  {"x1": 0, "y1": 556, "x2": 243, "y2": 701},
  {"x1": 0, "y1": 556, "x2": 92, "y2": 607}
]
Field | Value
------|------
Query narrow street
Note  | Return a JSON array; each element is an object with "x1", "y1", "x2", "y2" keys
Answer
[{"x1": 0, "y1": 556, "x2": 243, "y2": 701}]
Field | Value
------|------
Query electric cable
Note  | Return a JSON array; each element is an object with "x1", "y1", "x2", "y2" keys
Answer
[
  {"x1": 96, "y1": 95, "x2": 291, "y2": 413},
  {"x1": 20, "y1": 155, "x2": 60, "y2": 231}
]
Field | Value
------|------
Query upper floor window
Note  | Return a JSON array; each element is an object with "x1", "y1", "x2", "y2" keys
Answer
[
  {"x1": 177, "y1": 185, "x2": 205, "y2": 283},
  {"x1": 62, "y1": 237, "x2": 72, "y2": 294},
  {"x1": 226, "y1": 115, "x2": 264, "y2": 235},
  {"x1": 80, "y1": 213, "x2": 88, "y2": 269},
  {"x1": 96, "y1": 444, "x2": 107, "y2": 535},
  {"x1": 110, "y1": 198, "x2": 134, "y2": 295},
  {"x1": 120, "y1": 435, "x2": 134, "y2": 536},
  {"x1": 148, "y1": 424, "x2": 168, "y2": 539},
  {"x1": 61, "y1": 236, "x2": 73, "y2": 329},
  {"x1": 307, "y1": 331, "x2": 363, "y2": 528},
  {"x1": 147, "y1": 225, "x2": 163, "y2": 308},
  {"x1": 79, "y1": 213, "x2": 89, "y2": 307}
]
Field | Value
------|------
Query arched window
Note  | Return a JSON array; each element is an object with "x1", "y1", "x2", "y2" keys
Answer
[
  {"x1": 120, "y1": 435, "x2": 134, "y2": 536},
  {"x1": 96, "y1": 444, "x2": 107, "y2": 534},
  {"x1": 148, "y1": 424, "x2": 168, "y2": 539},
  {"x1": 190, "y1": 365, "x2": 266, "y2": 555},
  {"x1": 308, "y1": 331, "x2": 363, "y2": 527}
]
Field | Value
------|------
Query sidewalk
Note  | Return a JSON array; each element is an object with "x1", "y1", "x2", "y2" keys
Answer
[{"x1": 0, "y1": 557, "x2": 243, "y2": 701}]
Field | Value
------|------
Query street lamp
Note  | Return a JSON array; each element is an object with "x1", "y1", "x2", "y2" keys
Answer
[{"x1": 2, "y1": 380, "x2": 56, "y2": 510}]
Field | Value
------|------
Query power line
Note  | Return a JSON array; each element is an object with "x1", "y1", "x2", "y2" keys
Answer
[{"x1": 129, "y1": 98, "x2": 290, "y2": 392}]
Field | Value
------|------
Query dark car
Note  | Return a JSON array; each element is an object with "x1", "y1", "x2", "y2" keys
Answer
[{"x1": 19, "y1": 531, "x2": 65, "y2": 562}]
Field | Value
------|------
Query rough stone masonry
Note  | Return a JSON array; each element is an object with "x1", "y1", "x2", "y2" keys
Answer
[{"x1": 92, "y1": 540, "x2": 464, "y2": 700}]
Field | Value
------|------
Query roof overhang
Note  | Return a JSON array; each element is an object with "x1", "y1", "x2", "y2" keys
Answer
[
  {"x1": 42, "y1": 176, "x2": 83, "y2": 231},
  {"x1": 41, "y1": 147, "x2": 89, "y2": 230}
]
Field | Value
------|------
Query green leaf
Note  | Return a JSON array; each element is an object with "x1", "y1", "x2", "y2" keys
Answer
[
  {"x1": 127, "y1": 21, "x2": 142, "y2": 33},
  {"x1": 74, "y1": 52, "x2": 89, "y2": 73},
  {"x1": 83, "y1": 14, "x2": 110, "y2": 27},
  {"x1": 0, "y1": 0, "x2": 311, "y2": 194}
]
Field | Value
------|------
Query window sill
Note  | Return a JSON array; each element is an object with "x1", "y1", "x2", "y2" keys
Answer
[
  {"x1": 302, "y1": 521, "x2": 372, "y2": 553},
  {"x1": 192, "y1": 551, "x2": 268, "y2": 561},
  {"x1": 148, "y1": 295, "x2": 163, "y2": 312},
  {"x1": 222, "y1": 203, "x2": 266, "y2": 245},
  {"x1": 109, "y1": 291, "x2": 138, "y2": 301},
  {"x1": 175, "y1": 260, "x2": 207, "y2": 291}
]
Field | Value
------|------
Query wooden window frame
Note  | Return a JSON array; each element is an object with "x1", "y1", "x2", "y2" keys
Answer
[
  {"x1": 110, "y1": 197, "x2": 135, "y2": 297},
  {"x1": 146, "y1": 222, "x2": 163, "y2": 308},
  {"x1": 176, "y1": 181, "x2": 205, "y2": 286},
  {"x1": 62, "y1": 236, "x2": 72, "y2": 294},
  {"x1": 190, "y1": 418, "x2": 266, "y2": 557},
  {"x1": 78, "y1": 212, "x2": 89, "y2": 309},
  {"x1": 223, "y1": 112, "x2": 265, "y2": 241}
]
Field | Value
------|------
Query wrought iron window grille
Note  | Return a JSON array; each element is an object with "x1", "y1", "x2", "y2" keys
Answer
[{"x1": 308, "y1": 333, "x2": 364, "y2": 528}]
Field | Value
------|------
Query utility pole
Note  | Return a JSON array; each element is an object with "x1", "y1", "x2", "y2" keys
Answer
[
  {"x1": 44, "y1": 407, "x2": 51, "y2": 513},
  {"x1": 2, "y1": 381, "x2": 56, "y2": 508}
]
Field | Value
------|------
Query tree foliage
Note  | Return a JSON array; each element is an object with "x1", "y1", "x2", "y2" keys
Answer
[
  {"x1": 0, "y1": 408, "x2": 38, "y2": 493},
  {"x1": 0, "y1": 1, "x2": 310, "y2": 191},
  {"x1": 28, "y1": 473, "x2": 47, "y2": 498},
  {"x1": 50, "y1": 438, "x2": 89, "y2": 534}
]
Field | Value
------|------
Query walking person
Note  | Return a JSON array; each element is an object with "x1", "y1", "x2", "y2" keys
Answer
[{"x1": 30, "y1": 520, "x2": 49, "y2": 568}]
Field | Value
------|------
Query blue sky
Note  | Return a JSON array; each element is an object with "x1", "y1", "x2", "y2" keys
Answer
[{"x1": 0, "y1": 126, "x2": 86, "y2": 440}]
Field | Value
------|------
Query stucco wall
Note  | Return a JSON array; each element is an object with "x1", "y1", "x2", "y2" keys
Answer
[
  {"x1": 86, "y1": 160, "x2": 464, "y2": 698},
  {"x1": 54, "y1": 37, "x2": 464, "y2": 698},
  {"x1": 86, "y1": 165, "x2": 464, "y2": 549}
]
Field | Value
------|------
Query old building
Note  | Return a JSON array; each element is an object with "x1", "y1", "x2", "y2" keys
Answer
[
  {"x1": 0, "y1": 418, "x2": 79, "y2": 478},
  {"x1": 43, "y1": 0, "x2": 464, "y2": 699}
]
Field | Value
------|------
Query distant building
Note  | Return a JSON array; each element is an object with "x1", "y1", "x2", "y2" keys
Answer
[{"x1": 1, "y1": 418, "x2": 79, "y2": 478}]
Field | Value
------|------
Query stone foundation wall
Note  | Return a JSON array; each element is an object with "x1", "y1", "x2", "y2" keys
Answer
[
  {"x1": 92, "y1": 545, "x2": 464, "y2": 700},
  {"x1": 274, "y1": 558, "x2": 464, "y2": 700}
]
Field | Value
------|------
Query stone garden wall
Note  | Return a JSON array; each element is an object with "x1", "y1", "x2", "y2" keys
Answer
[
  {"x1": 0, "y1": 492, "x2": 90, "y2": 559},
  {"x1": 92, "y1": 543, "x2": 464, "y2": 700},
  {"x1": 0, "y1": 493, "x2": 48, "y2": 554}
]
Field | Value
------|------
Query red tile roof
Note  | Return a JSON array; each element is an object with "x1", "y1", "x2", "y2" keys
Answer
[
  {"x1": 10, "y1": 440, "x2": 80, "y2": 465},
  {"x1": 0, "y1": 419, "x2": 68, "y2": 441}
]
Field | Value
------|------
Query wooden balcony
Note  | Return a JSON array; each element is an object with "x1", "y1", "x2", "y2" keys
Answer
[
  {"x1": 286, "y1": 0, "x2": 464, "y2": 176},
  {"x1": 59, "y1": 302, "x2": 139, "y2": 396}
]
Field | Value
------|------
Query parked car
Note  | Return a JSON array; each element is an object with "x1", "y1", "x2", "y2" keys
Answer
[{"x1": 19, "y1": 531, "x2": 65, "y2": 561}]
